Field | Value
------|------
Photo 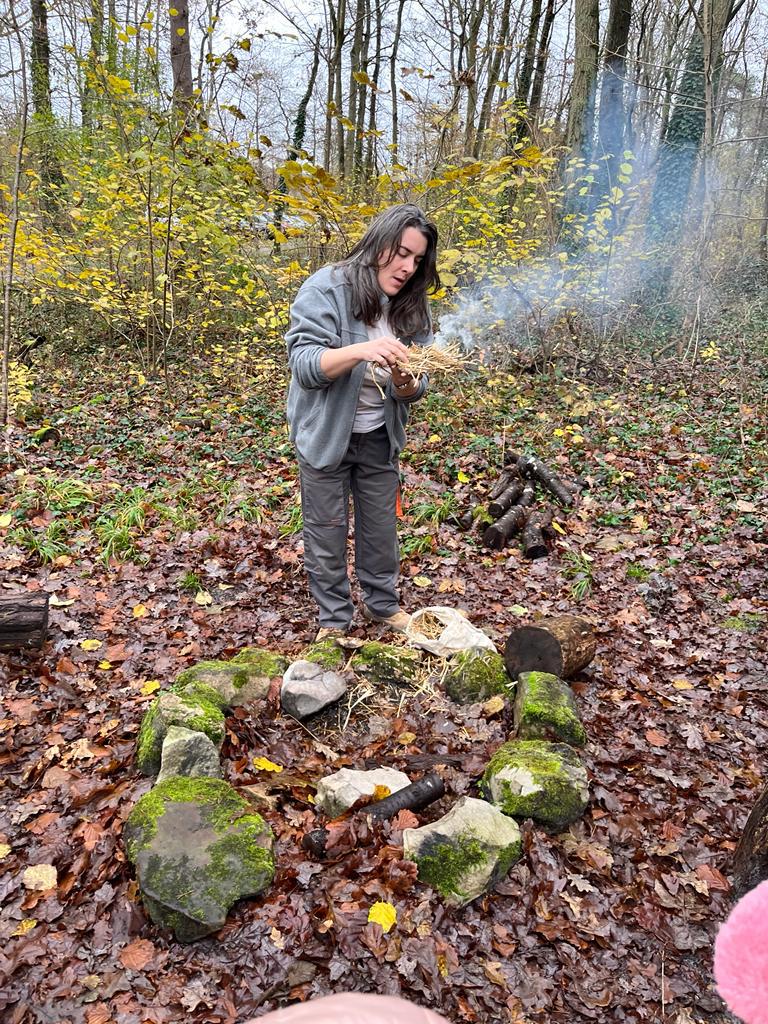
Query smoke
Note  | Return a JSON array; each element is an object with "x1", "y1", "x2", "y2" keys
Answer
[{"x1": 433, "y1": 229, "x2": 648, "y2": 355}]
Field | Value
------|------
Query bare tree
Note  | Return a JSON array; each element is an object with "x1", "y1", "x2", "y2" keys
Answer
[
  {"x1": 565, "y1": 0, "x2": 600, "y2": 161},
  {"x1": 596, "y1": 0, "x2": 633, "y2": 195}
]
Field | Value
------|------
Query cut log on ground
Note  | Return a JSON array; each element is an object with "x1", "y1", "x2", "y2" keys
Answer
[
  {"x1": 488, "y1": 479, "x2": 524, "y2": 519},
  {"x1": 301, "y1": 772, "x2": 446, "y2": 860},
  {"x1": 483, "y1": 505, "x2": 528, "y2": 551},
  {"x1": 488, "y1": 466, "x2": 520, "y2": 501},
  {"x1": 733, "y1": 785, "x2": 768, "y2": 897},
  {"x1": 504, "y1": 615, "x2": 596, "y2": 679},
  {"x1": 0, "y1": 593, "x2": 50, "y2": 650},
  {"x1": 521, "y1": 509, "x2": 553, "y2": 559},
  {"x1": 517, "y1": 454, "x2": 574, "y2": 506}
]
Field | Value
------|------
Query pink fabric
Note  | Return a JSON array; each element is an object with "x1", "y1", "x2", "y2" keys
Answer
[
  {"x1": 250, "y1": 993, "x2": 450, "y2": 1023},
  {"x1": 714, "y1": 879, "x2": 768, "y2": 1024}
]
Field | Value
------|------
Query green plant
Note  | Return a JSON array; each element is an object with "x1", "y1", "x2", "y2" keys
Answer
[
  {"x1": 408, "y1": 491, "x2": 459, "y2": 527},
  {"x1": 561, "y1": 549, "x2": 594, "y2": 601},
  {"x1": 178, "y1": 571, "x2": 204, "y2": 593},
  {"x1": 10, "y1": 521, "x2": 71, "y2": 564},
  {"x1": 279, "y1": 502, "x2": 303, "y2": 537},
  {"x1": 400, "y1": 532, "x2": 435, "y2": 556},
  {"x1": 626, "y1": 563, "x2": 650, "y2": 581}
]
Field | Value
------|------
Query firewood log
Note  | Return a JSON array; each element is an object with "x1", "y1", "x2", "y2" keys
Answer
[
  {"x1": 521, "y1": 508, "x2": 553, "y2": 559},
  {"x1": 488, "y1": 466, "x2": 520, "y2": 501},
  {"x1": 488, "y1": 480, "x2": 524, "y2": 519},
  {"x1": 504, "y1": 614, "x2": 595, "y2": 679},
  {"x1": 483, "y1": 506, "x2": 528, "y2": 550},
  {"x1": 0, "y1": 593, "x2": 50, "y2": 651},
  {"x1": 517, "y1": 454, "x2": 574, "y2": 506},
  {"x1": 733, "y1": 785, "x2": 768, "y2": 896}
]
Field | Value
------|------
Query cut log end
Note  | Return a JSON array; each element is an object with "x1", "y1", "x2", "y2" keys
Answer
[
  {"x1": 0, "y1": 593, "x2": 50, "y2": 651},
  {"x1": 504, "y1": 625, "x2": 564, "y2": 677}
]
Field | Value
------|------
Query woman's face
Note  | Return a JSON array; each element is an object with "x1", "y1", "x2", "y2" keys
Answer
[{"x1": 376, "y1": 226, "x2": 429, "y2": 296}]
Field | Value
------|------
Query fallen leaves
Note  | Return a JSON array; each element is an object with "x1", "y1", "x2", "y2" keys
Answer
[
  {"x1": 119, "y1": 938, "x2": 157, "y2": 971},
  {"x1": 367, "y1": 900, "x2": 397, "y2": 933},
  {"x1": 22, "y1": 864, "x2": 58, "y2": 890}
]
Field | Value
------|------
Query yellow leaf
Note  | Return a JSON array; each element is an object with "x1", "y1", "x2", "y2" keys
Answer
[
  {"x1": 169, "y1": 6, "x2": 178, "y2": 13},
  {"x1": 396, "y1": 732, "x2": 416, "y2": 744},
  {"x1": 141, "y1": 679, "x2": 160, "y2": 695},
  {"x1": 80, "y1": 639, "x2": 102, "y2": 651},
  {"x1": 22, "y1": 864, "x2": 57, "y2": 890},
  {"x1": 0, "y1": 843, "x2": 11, "y2": 859},
  {"x1": 428, "y1": 434, "x2": 440, "y2": 443},
  {"x1": 49, "y1": 594, "x2": 75, "y2": 607},
  {"x1": 440, "y1": 271, "x2": 458, "y2": 288},
  {"x1": 672, "y1": 679, "x2": 694, "y2": 690},
  {"x1": 98, "y1": 660, "x2": 112, "y2": 670},
  {"x1": 412, "y1": 576, "x2": 431, "y2": 588},
  {"x1": 550, "y1": 521, "x2": 566, "y2": 535},
  {"x1": 482, "y1": 695, "x2": 505, "y2": 715},
  {"x1": 176, "y1": 27, "x2": 186, "y2": 35},
  {"x1": 372, "y1": 785, "x2": 392, "y2": 800},
  {"x1": 0, "y1": 513, "x2": 12, "y2": 528},
  {"x1": 368, "y1": 900, "x2": 397, "y2": 933},
  {"x1": 12, "y1": 919, "x2": 37, "y2": 937},
  {"x1": 457, "y1": 470, "x2": 470, "y2": 483},
  {"x1": 132, "y1": 603, "x2": 148, "y2": 618},
  {"x1": 252, "y1": 756, "x2": 283, "y2": 773},
  {"x1": 194, "y1": 590, "x2": 213, "y2": 605}
]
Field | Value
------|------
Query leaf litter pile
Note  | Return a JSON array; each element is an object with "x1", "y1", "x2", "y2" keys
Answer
[{"x1": 0, "y1": 352, "x2": 766, "y2": 1024}]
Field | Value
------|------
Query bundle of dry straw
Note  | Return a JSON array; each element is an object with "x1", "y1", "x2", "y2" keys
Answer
[{"x1": 396, "y1": 342, "x2": 466, "y2": 378}]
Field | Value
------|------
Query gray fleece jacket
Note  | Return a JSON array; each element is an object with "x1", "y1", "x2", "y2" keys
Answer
[{"x1": 286, "y1": 264, "x2": 431, "y2": 471}]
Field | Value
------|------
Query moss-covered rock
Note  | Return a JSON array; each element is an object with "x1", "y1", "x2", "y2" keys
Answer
[
  {"x1": 301, "y1": 638, "x2": 346, "y2": 671},
  {"x1": 350, "y1": 642, "x2": 421, "y2": 686},
  {"x1": 124, "y1": 776, "x2": 275, "y2": 942},
  {"x1": 444, "y1": 647, "x2": 511, "y2": 704},
  {"x1": 514, "y1": 671, "x2": 586, "y2": 746},
  {"x1": 174, "y1": 649, "x2": 287, "y2": 709},
  {"x1": 137, "y1": 691, "x2": 225, "y2": 777},
  {"x1": 482, "y1": 740, "x2": 589, "y2": 832},
  {"x1": 403, "y1": 796, "x2": 521, "y2": 907}
]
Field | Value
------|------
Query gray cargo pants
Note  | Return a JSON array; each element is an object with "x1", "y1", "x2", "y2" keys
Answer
[{"x1": 298, "y1": 425, "x2": 400, "y2": 629}]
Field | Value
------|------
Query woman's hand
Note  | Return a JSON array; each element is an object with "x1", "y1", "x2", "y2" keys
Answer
[
  {"x1": 320, "y1": 335, "x2": 411, "y2": 380},
  {"x1": 356, "y1": 336, "x2": 411, "y2": 369}
]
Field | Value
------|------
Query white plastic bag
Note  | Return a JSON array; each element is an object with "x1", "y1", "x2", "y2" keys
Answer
[{"x1": 405, "y1": 606, "x2": 496, "y2": 657}]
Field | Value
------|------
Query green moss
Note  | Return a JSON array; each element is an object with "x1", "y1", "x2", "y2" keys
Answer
[
  {"x1": 126, "y1": 777, "x2": 255, "y2": 860},
  {"x1": 302, "y1": 638, "x2": 346, "y2": 670},
  {"x1": 206, "y1": 818, "x2": 274, "y2": 887},
  {"x1": 721, "y1": 614, "x2": 764, "y2": 633},
  {"x1": 414, "y1": 828, "x2": 522, "y2": 904},
  {"x1": 231, "y1": 648, "x2": 288, "y2": 680},
  {"x1": 515, "y1": 671, "x2": 586, "y2": 746},
  {"x1": 445, "y1": 648, "x2": 511, "y2": 704},
  {"x1": 135, "y1": 692, "x2": 225, "y2": 777},
  {"x1": 482, "y1": 740, "x2": 588, "y2": 832},
  {"x1": 172, "y1": 676, "x2": 229, "y2": 709},
  {"x1": 351, "y1": 642, "x2": 420, "y2": 686},
  {"x1": 137, "y1": 700, "x2": 160, "y2": 774}
]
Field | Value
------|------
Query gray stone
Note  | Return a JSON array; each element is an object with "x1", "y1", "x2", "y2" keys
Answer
[
  {"x1": 482, "y1": 740, "x2": 589, "y2": 832},
  {"x1": 403, "y1": 796, "x2": 522, "y2": 907},
  {"x1": 514, "y1": 671, "x2": 586, "y2": 746},
  {"x1": 174, "y1": 649, "x2": 288, "y2": 709},
  {"x1": 124, "y1": 777, "x2": 275, "y2": 943},
  {"x1": 137, "y1": 691, "x2": 225, "y2": 777},
  {"x1": 314, "y1": 766, "x2": 411, "y2": 818},
  {"x1": 281, "y1": 660, "x2": 348, "y2": 719},
  {"x1": 157, "y1": 726, "x2": 223, "y2": 784}
]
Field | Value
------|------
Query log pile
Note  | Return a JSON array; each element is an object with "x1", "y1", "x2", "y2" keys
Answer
[{"x1": 477, "y1": 453, "x2": 577, "y2": 556}]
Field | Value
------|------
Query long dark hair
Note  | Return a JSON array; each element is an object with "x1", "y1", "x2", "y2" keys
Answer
[{"x1": 337, "y1": 204, "x2": 440, "y2": 337}]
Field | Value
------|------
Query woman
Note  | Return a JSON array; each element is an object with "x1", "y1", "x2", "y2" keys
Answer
[{"x1": 285, "y1": 204, "x2": 439, "y2": 640}]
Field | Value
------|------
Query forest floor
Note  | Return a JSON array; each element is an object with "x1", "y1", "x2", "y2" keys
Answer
[{"x1": 0, "y1": 348, "x2": 766, "y2": 1024}]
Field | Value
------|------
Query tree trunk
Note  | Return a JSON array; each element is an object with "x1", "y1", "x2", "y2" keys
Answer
[
  {"x1": 345, "y1": 0, "x2": 366, "y2": 177},
  {"x1": 647, "y1": 0, "x2": 734, "y2": 258},
  {"x1": 0, "y1": 594, "x2": 50, "y2": 651},
  {"x1": 364, "y1": 0, "x2": 384, "y2": 178},
  {"x1": 509, "y1": 0, "x2": 542, "y2": 148},
  {"x1": 504, "y1": 615, "x2": 596, "y2": 679},
  {"x1": 527, "y1": 0, "x2": 558, "y2": 128},
  {"x1": 596, "y1": 0, "x2": 632, "y2": 197},
  {"x1": 733, "y1": 785, "x2": 768, "y2": 896},
  {"x1": 170, "y1": 0, "x2": 194, "y2": 105},
  {"x1": 389, "y1": 0, "x2": 406, "y2": 162},
  {"x1": 565, "y1": 0, "x2": 600, "y2": 161},
  {"x1": 474, "y1": 0, "x2": 515, "y2": 157},
  {"x1": 30, "y1": 0, "x2": 63, "y2": 204}
]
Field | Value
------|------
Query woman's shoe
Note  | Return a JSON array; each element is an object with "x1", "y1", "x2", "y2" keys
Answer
[{"x1": 362, "y1": 606, "x2": 412, "y2": 632}]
